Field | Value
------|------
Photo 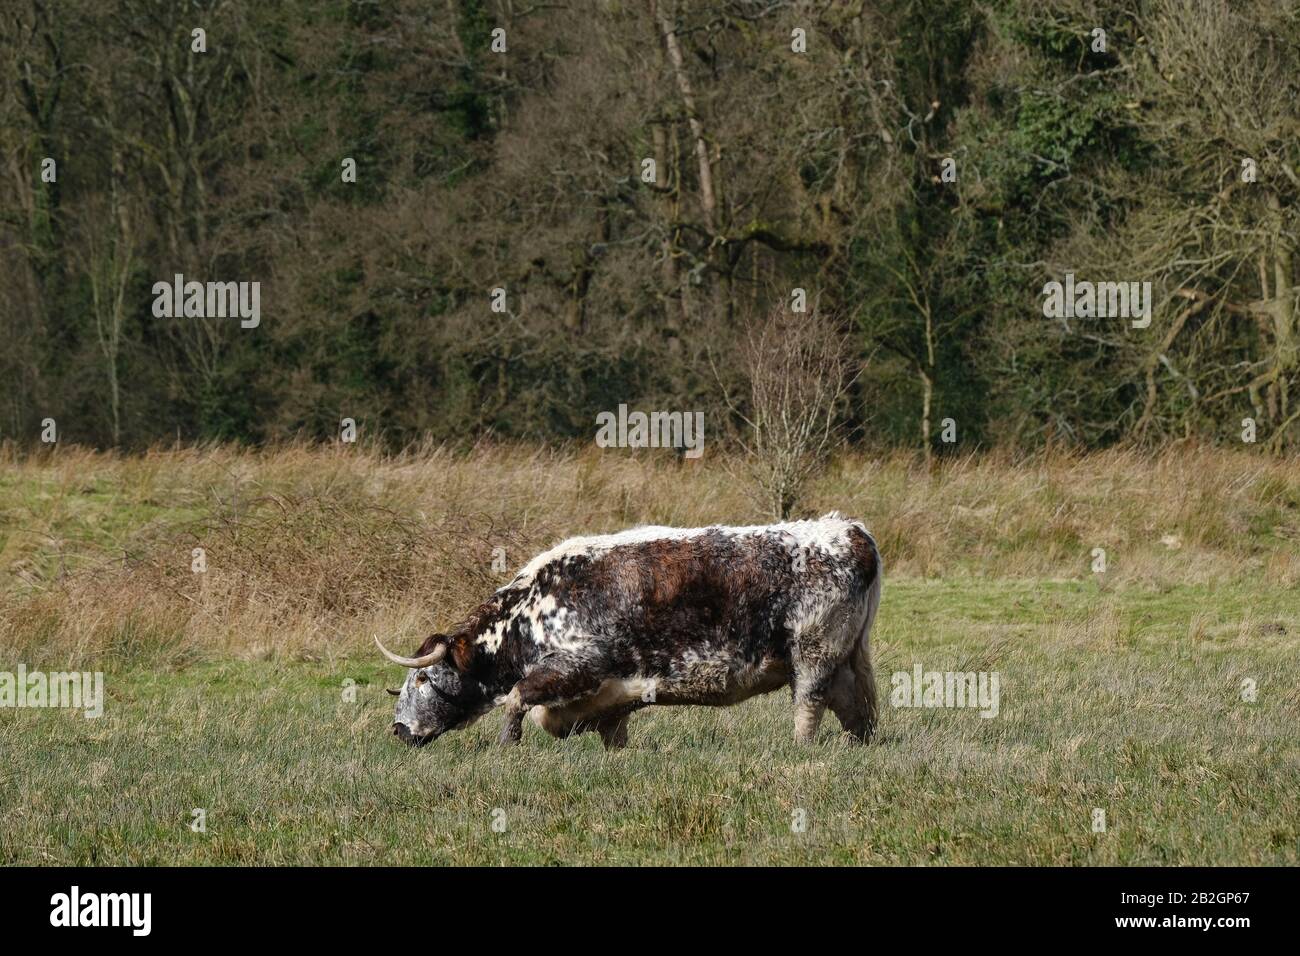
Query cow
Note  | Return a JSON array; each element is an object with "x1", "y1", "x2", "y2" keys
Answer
[{"x1": 375, "y1": 512, "x2": 881, "y2": 749}]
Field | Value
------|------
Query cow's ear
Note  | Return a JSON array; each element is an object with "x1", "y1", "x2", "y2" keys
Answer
[
  {"x1": 414, "y1": 633, "x2": 447, "y2": 657},
  {"x1": 447, "y1": 634, "x2": 477, "y2": 672},
  {"x1": 414, "y1": 632, "x2": 475, "y2": 672}
]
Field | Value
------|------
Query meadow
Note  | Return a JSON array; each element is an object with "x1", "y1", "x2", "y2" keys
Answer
[{"x1": 1, "y1": 443, "x2": 1297, "y2": 864}]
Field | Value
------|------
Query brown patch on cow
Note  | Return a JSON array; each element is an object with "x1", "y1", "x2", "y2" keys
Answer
[
  {"x1": 578, "y1": 534, "x2": 790, "y2": 661},
  {"x1": 847, "y1": 526, "x2": 880, "y2": 585},
  {"x1": 448, "y1": 634, "x2": 477, "y2": 672}
]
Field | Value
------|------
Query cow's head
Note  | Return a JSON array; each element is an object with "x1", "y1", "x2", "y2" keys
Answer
[{"x1": 375, "y1": 634, "x2": 491, "y2": 746}]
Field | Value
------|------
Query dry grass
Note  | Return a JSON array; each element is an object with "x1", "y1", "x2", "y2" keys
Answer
[{"x1": 1, "y1": 441, "x2": 1297, "y2": 668}]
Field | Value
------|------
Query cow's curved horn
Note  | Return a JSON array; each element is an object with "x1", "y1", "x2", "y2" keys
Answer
[{"x1": 374, "y1": 635, "x2": 446, "y2": 668}]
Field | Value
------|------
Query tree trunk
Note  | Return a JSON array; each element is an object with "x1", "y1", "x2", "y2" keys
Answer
[
  {"x1": 919, "y1": 365, "x2": 933, "y2": 470},
  {"x1": 652, "y1": 0, "x2": 716, "y2": 234},
  {"x1": 1267, "y1": 194, "x2": 1295, "y2": 450}
]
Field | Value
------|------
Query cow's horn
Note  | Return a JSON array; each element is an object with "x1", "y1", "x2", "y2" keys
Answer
[{"x1": 374, "y1": 635, "x2": 446, "y2": 668}]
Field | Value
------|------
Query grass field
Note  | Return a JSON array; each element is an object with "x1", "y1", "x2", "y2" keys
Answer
[{"x1": 2, "y1": 443, "x2": 1298, "y2": 864}]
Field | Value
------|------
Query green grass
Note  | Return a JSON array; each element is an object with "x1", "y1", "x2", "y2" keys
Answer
[{"x1": 3, "y1": 578, "x2": 1296, "y2": 865}]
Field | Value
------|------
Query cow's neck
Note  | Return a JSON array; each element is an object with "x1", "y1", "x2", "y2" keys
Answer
[{"x1": 466, "y1": 596, "x2": 548, "y2": 693}]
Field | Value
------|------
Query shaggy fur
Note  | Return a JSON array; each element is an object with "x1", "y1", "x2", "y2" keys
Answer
[{"x1": 387, "y1": 513, "x2": 881, "y2": 748}]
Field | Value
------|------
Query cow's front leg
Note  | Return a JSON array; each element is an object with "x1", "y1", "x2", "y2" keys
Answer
[
  {"x1": 498, "y1": 655, "x2": 605, "y2": 746},
  {"x1": 498, "y1": 688, "x2": 528, "y2": 745},
  {"x1": 595, "y1": 712, "x2": 631, "y2": 750}
]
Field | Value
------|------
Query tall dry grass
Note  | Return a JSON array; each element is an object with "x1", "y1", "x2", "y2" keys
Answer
[{"x1": 1, "y1": 441, "x2": 1296, "y2": 667}]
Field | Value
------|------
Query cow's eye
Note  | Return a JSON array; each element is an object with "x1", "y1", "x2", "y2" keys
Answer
[{"x1": 415, "y1": 672, "x2": 429, "y2": 685}]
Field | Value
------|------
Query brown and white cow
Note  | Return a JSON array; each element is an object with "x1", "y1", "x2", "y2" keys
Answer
[{"x1": 376, "y1": 513, "x2": 881, "y2": 748}]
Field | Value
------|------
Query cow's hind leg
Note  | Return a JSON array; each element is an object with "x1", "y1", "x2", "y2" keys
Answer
[
  {"x1": 793, "y1": 697, "x2": 826, "y2": 744},
  {"x1": 793, "y1": 667, "x2": 832, "y2": 744},
  {"x1": 827, "y1": 663, "x2": 869, "y2": 742},
  {"x1": 499, "y1": 656, "x2": 605, "y2": 746},
  {"x1": 791, "y1": 635, "x2": 837, "y2": 744}
]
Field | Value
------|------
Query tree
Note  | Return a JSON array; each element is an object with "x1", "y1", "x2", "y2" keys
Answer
[{"x1": 720, "y1": 304, "x2": 858, "y2": 520}]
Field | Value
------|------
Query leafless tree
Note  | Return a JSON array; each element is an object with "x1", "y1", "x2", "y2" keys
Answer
[{"x1": 720, "y1": 303, "x2": 860, "y2": 520}]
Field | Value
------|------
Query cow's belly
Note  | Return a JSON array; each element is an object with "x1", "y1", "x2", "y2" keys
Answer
[
  {"x1": 528, "y1": 657, "x2": 791, "y2": 738},
  {"x1": 654, "y1": 655, "x2": 791, "y2": 705}
]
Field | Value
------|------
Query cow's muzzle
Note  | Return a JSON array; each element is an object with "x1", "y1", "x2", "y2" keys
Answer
[{"x1": 392, "y1": 722, "x2": 434, "y2": 748}]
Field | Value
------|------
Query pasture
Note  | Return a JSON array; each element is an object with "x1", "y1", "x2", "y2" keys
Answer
[{"x1": 1, "y1": 444, "x2": 1297, "y2": 865}]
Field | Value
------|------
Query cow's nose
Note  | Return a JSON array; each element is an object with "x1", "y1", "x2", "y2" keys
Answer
[{"x1": 392, "y1": 722, "x2": 414, "y2": 742}]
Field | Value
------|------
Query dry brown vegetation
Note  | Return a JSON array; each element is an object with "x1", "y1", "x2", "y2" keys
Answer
[{"x1": 2, "y1": 442, "x2": 1296, "y2": 669}]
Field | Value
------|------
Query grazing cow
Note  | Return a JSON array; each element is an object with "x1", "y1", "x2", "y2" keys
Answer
[{"x1": 376, "y1": 512, "x2": 881, "y2": 749}]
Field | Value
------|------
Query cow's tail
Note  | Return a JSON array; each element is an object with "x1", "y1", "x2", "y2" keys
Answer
[{"x1": 850, "y1": 533, "x2": 882, "y2": 741}]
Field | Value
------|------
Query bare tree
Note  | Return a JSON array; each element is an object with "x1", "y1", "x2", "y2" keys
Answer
[
  {"x1": 77, "y1": 189, "x2": 133, "y2": 446},
  {"x1": 719, "y1": 304, "x2": 860, "y2": 520}
]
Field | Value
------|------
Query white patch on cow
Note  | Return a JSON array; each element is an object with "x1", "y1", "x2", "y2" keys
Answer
[
  {"x1": 605, "y1": 676, "x2": 658, "y2": 703},
  {"x1": 570, "y1": 675, "x2": 656, "y2": 709},
  {"x1": 788, "y1": 585, "x2": 839, "y2": 637},
  {"x1": 524, "y1": 594, "x2": 585, "y2": 652},
  {"x1": 473, "y1": 580, "x2": 594, "y2": 657},
  {"x1": 471, "y1": 592, "x2": 589, "y2": 657},
  {"x1": 475, "y1": 618, "x2": 508, "y2": 653}
]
